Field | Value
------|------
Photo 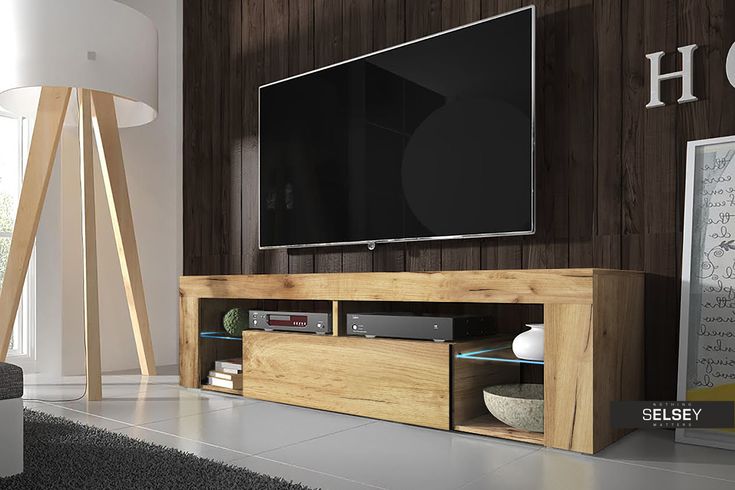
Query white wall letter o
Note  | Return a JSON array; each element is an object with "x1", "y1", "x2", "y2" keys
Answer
[{"x1": 727, "y1": 42, "x2": 735, "y2": 88}]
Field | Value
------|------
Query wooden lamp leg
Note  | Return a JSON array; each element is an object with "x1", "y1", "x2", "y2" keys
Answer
[
  {"x1": 0, "y1": 87, "x2": 71, "y2": 361},
  {"x1": 90, "y1": 90, "x2": 157, "y2": 376},
  {"x1": 78, "y1": 89, "x2": 102, "y2": 400}
]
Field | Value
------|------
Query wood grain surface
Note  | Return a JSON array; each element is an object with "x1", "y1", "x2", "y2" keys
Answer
[
  {"x1": 242, "y1": 331, "x2": 452, "y2": 429},
  {"x1": 180, "y1": 269, "x2": 599, "y2": 303}
]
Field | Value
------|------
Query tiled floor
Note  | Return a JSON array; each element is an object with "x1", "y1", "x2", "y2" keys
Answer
[{"x1": 22, "y1": 369, "x2": 735, "y2": 490}]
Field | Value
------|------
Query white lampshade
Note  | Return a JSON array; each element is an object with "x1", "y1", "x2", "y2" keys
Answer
[{"x1": 0, "y1": 0, "x2": 158, "y2": 128}]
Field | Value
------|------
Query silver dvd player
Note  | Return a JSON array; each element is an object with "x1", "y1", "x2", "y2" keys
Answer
[{"x1": 346, "y1": 313, "x2": 494, "y2": 341}]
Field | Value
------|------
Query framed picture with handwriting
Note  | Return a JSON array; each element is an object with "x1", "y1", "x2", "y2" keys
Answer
[{"x1": 678, "y1": 135, "x2": 735, "y2": 450}]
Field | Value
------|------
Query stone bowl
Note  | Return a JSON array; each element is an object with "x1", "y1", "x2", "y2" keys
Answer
[{"x1": 483, "y1": 384, "x2": 544, "y2": 433}]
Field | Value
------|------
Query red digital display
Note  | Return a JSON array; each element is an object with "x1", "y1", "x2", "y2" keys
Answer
[{"x1": 267, "y1": 314, "x2": 308, "y2": 327}]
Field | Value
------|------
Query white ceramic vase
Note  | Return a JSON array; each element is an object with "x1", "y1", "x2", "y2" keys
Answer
[{"x1": 512, "y1": 323, "x2": 544, "y2": 361}]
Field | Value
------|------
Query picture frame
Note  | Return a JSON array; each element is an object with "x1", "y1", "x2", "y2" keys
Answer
[{"x1": 677, "y1": 135, "x2": 735, "y2": 450}]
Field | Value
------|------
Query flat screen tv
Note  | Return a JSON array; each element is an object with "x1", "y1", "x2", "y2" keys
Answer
[{"x1": 259, "y1": 5, "x2": 535, "y2": 249}]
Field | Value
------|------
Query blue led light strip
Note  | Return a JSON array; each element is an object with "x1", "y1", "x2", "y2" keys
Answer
[
  {"x1": 456, "y1": 353, "x2": 544, "y2": 365},
  {"x1": 456, "y1": 343, "x2": 544, "y2": 365},
  {"x1": 199, "y1": 331, "x2": 243, "y2": 341}
]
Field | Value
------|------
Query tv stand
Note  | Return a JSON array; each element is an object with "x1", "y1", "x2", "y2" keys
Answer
[{"x1": 179, "y1": 269, "x2": 644, "y2": 455}]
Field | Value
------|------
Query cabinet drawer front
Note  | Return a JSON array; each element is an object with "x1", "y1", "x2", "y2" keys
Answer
[{"x1": 243, "y1": 331, "x2": 450, "y2": 429}]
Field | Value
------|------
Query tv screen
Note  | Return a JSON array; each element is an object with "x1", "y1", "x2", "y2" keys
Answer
[{"x1": 259, "y1": 6, "x2": 534, "y2": 249}]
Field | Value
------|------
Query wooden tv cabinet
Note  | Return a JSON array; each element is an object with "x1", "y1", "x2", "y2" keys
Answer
[{"x1": 179, "y1": 269, "x2": 644, "y2": 454}]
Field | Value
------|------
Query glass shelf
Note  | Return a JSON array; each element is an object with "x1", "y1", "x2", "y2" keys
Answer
[
  {"x1": 200, "y1": 331, "x2": 242, "y2": 341},
  {"x1": 455, "y1": 344, "x2": 544, "y2": 365}
]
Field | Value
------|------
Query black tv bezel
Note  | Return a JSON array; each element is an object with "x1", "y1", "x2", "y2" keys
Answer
[{"x1": 258, "y1": 5, "x2": 536, "y2": 250}]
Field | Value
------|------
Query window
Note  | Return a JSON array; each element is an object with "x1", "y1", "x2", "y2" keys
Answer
[{"x1": 0, "y1": 110, "x2": 34, "y2": 359}]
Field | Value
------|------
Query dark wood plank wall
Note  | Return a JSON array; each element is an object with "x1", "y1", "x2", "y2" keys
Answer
[{"x1": 183, "y1": 0, "x2": 735, "y2": 399}]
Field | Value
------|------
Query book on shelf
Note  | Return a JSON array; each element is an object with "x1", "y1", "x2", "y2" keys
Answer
[
  {"x1": 208, "y1": 370, "x2": 243, "y2": 382},
  {"x1": 207, "y1": 376, "x2": 243, "y2": 390},
  {"x1": 215, "y1": 358, "x2": 242, "y2": 373}
]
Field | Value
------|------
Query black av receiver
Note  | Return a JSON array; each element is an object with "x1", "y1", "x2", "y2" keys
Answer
[{"x1": 346, "y1": 313, "x2": 494, "y2": 341}]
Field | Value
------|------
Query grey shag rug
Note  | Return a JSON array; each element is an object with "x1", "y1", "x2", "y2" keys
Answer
[{"x1": 0, "y1": 409, "x2": 316, "y2": 489}]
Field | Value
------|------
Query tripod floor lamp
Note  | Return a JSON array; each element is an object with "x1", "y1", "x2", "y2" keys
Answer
[{"x1": 0, "y1": 0, "x2": 159, "y2": 400}]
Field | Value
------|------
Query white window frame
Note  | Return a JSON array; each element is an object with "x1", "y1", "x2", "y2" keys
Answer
[{"x1": 1, "y1": 110, "x2": 35, "y2": 365}]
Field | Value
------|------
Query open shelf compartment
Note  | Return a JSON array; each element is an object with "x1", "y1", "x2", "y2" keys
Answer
[
  {"x1": 451, "y1": 336, "x2": 544, "y2": 445},
  {"x1": 195, "y1": 299, "x2": 254, "y2": 390}
]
